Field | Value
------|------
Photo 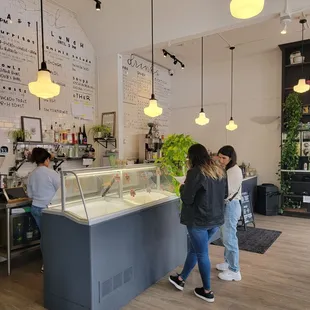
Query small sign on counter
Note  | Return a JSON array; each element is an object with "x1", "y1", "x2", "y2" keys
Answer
[{"x1": 303, "y1": 195, "x2": 310, "y2": 203}]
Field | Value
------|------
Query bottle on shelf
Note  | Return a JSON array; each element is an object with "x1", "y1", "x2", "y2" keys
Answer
[
  {"x1": 59, "y1": 124, "x2": 63, "y2": 143},
  {"x1": 62, "y1": 123, "x2": 68, "y2": 144},
  {"x1": 26, "y1": 216, "x2": 33, "y2": 241},
  {"x1": 14, "y1": 222, "x2": 23, "y2": 245},
  {"x1": 78, "y1": 126, "x2": 83, "y2": 145},
  {"x1": 67, "y1": 124, "x2": 72, "y2": 144},
  {"x1": 54, "y1": 122, "x2": 60, "y2": 143},
  {"x1": 49, "y1": 124, "x2": 55, "y2": 143},
  {"x1": 82, "y1": 124, "x2": 87, "y2": 145},
  {"x1": 72, "y1": 124, "x2": 77, "y2": 144}
]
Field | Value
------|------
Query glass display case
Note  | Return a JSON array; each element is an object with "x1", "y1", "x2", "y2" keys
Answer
[{"x1": 49, "y1": 165, "x2": 176, "y2": 224}]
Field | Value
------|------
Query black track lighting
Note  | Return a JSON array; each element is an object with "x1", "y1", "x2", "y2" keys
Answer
[
  {"x1": 95, "y1": 0, "x2": 101, "y2": 11},
  {"x1": 7, "y1": 14, "x2": 12, "y2": 24},
  {"x1": 162, "y1": 49, "x2": 184, "y2": 70}
]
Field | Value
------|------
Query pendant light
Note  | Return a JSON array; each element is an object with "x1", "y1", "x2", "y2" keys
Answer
[
  {"x1": 294, "y1": 19, "x2": 310, "y2": 94},
  {"x1": 28, "y1": 0, "x2": 60, "y2": 99},
  {"x1": 144, "y1": 0, "x2": 162, "y2": 118},
  {"x1": 195, "y1": 37, "x2": 209, "y2": 126},
  {"x1": 226, "y1": 47, "x2": 238, "y2": 131},
  {"x1": 230, "y1": 0, "x2": 264, "y2": 20}
]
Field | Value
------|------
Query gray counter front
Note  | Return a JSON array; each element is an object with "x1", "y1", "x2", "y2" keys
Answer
[{"x1": 42, "y1": 198, "x2": 187, "y2": 310}]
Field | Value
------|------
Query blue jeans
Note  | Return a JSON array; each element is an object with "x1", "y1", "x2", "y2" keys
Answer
[
  {"x1": 180, "y1": 226, "x2": 218, "y2": 290},
  {"x1": 220, "y1": 199, "x2": 241, "y2": 272},
  {"x1": 31, "y1": 205, "x2": 44, "y2": 257}
]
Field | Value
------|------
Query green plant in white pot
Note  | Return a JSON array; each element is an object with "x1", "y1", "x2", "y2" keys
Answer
[
  {"x1": 8, "y1": 129, "x2": 31, "y2": 142},
  {"x1": 89, "y1": 125, "x2": 111, "y2": 139}
]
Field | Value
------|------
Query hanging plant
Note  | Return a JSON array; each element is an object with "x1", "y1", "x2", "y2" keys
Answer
[{"x1": 278, "y1": 92, "x2": 302, "y2": 211}]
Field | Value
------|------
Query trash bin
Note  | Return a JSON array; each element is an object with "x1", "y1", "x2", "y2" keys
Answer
[{"x1": 256, "y1": 184, "x2": 280, "y2": 216}]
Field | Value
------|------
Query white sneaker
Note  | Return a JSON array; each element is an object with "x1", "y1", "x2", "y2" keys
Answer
[
  {"x1": 218, "y1": 269, "x2": 242, "y2": 281},
  {"x1": 216, "y1": 262, "x2": 229, "y2": 271}
]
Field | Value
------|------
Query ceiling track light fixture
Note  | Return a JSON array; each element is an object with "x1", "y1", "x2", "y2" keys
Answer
[
  {"x1": 28, "y1": 0, "x2": 60, "y2": 99},
  {"x1": 7, "y1": 14, "x2": 13, "y2": 24},
  {"x1": 226, "y1": 46, "x2": 238, "y2": 131},
  {"x1": 195, "y1": 37, "x2": 209, "y2": 126},
  {"x1": 230, "y1": 0, "x2": 265, "y2": 20},
  {"x1": 280, "y1": 0, "x2": 291, "y2": 35},
  {"x1": 95, "y1": 0, "x2": 101, "y2": 11},
  {"x1": 162, "y1": 49, "x2": 185, "y2": 70},
  {"x1": 144, "y1": 0, "x2": 162, "y2": 118},
  {"x1": 294, "y1": 19, "x2": 310, "y2": 94}
]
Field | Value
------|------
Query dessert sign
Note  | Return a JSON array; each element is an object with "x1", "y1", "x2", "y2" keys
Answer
[{"x1": 0, "y1": 0, "x2": 96, "y2": 120}]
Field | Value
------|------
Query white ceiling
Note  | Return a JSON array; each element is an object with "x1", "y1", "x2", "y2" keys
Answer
[{"x1": 137, "y1": 15, "x2": 310, "y2": 69}]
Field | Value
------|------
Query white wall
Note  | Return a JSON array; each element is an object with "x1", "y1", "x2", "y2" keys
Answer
[{"x1": 170, "y1": 49, "x2": 281, "y2": 184}]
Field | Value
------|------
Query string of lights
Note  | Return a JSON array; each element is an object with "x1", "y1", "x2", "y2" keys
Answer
[{"x1": 162, "y1": 49, "x2": 185, "y2": 69}]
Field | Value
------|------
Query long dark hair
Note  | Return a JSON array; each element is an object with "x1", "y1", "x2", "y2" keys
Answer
[
  {"x1": 31, "y1": 147, "x2": 51, "y2": 165},
  {"x1": 188, "y1": 144, "x2": 225, "y2": 179},
  {"x1": 218, "y1": 145, "x2": 237, "y2": 170}
]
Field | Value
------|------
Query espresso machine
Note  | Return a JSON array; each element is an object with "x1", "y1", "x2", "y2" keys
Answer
[{"x1": 138, "y1": 123, "x2": 163, "y2": 163}]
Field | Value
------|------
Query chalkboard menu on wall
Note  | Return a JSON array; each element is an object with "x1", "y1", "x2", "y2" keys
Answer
[
  {"x1": 239, "y1": 192, "x2": 255, "y2": 229},
  {"x1": 0, "y1": 0, "x2": 96, "y2": 120},
  {"x1": 121, "y1": 54, "x2": 172, "y2": 159}
]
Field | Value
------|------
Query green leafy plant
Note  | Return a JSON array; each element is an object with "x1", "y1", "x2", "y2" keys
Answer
[
  {"x1": 8, "y1": 129, "x2": 31, "y2": 142},
  {"x1": 278, "y1": 92, "x2": 302, "y2": 212},
  {"x1": 157, "y1": 134, "x2": 196, "y2": 196},
  {"x1": 88, "y1": 125, "x2": 111, "y2": 138}
]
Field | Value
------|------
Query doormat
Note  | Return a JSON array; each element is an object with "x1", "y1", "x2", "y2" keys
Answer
[{"x1": 211, "y1": 227, "x2": 282, "y2": 254}]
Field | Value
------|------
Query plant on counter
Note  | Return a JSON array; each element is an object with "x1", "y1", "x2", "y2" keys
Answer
[
  {"x1": 8, "y1": 129, "x2": 31, "y2": 142},
  {"x1": 156, "y1": 134, "x2": 196, "y2": 196},
  {"x1": 278, "y1": 92, "x2": 302, "y2": 212},
  {"x1": 88, "y1": 125, "x2": 111, "y2": 139}
]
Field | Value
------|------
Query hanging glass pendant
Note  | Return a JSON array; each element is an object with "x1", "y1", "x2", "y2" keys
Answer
[
  {"x1": 230, "y1": 0, "x2": 264, "y2": 19},
  {"x1": 226, "y1": 117, "x2": 238, "y2": 131},
  {"x1": 29, "y1": 63, "x2": 60, "y2": 99},
  {"x1": 144, "y1": 94, "x2": 163, "y2": 118},
  {"x1": 294, "y1": 79, "x2": 310, "y2": 94},
  {"x1": 195, "y1": 109, "x2": 209, "y2": 126}
]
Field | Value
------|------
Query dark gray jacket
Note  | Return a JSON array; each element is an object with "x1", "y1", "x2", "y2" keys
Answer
[{"x1": 180, "y1": 167, "x2": 226, "y2": 228}]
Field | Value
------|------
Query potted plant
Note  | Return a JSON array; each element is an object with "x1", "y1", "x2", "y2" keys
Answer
[
  {"x1": 8, "y1": 129, "x2": 31, "y2": 142},
  {"x1": 89, "y1": 125, "x2": 111, "y2": 139},
  {"x1": 157, "y1": 134, "x2": 196, "y2": 195}
]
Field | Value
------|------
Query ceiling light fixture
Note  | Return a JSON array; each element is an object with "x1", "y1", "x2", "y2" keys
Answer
[
  {"x1": 280, "y1": 9, "x2": 291, "y2": 35},
  {"x1": 95, "y1": 0, "x2": 101, "y2": 11},
  {"x1": 226, "y1": 47, "x2": 238, "y2": 131},
  {"x1": 162, "y1": 49, "x2": 185, "y2": 69},
  {"x1": 7, "y1": 14, "x2": 12, "y2": 24},
  {"x1": 195, "y1": 37, "x2": 209, "y2": 126},
  {"x1": 281, "y1": 23, "x2": 287, "y2": 35},
  {"x1": 144, "y1": 0, "x2": 162, "y2": 118},
  {"x1": 230, "y1": 0, "x2": 265, "y2": 20},
  {"x1": 294, "y1": 19, "x2": 310, "y2": 94},
  {"x1": 28, "y1": 0, "x2": 60, "y2": 99}
]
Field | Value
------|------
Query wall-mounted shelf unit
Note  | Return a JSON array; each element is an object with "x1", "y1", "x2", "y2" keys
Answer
[
  {"x1": 94, "y1": 137, "x2": 117, "y2": 148},
  {"x1": 279, "y1": 39, "x2": 310, "y2": 218}
]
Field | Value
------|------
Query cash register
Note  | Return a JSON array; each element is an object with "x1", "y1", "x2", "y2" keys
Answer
[{"x1": 2, "y1": 187, "x2": 29, "y2": 203}]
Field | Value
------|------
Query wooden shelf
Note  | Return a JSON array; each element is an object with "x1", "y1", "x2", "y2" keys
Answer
[{"x1": 285, "y1": 62, "x2": 310, "y2": 68}]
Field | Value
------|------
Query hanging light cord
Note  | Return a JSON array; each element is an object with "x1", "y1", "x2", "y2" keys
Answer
[
  {"x1": 40, "y1": 0, "x2": 45, "y2": 63},
  {"x1": 201, "y1": 37, "x2": 204, "y2": 112},
  {"x1": 301, "y1": 19, "x2": 305, "y2": 74},
  {"x1": 230, "y1": 46, "x2": 235, "y2": 118},
  {"x1": 151, "y1": 0, "x2": 154, "y2": 95}
]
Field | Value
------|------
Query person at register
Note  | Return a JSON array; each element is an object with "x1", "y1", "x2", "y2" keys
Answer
[{"x1": 27, "y1": 147, "x2": 60, "y2": 272}]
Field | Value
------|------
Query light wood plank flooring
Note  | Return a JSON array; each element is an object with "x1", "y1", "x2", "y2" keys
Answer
[{"x1": 0, "y1": 215, "x2": 309, "y2": 310}]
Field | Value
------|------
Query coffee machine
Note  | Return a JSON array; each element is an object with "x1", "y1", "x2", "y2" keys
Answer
[{"x1": 139, "y1": 123, "x2": 163, "y2": 163}]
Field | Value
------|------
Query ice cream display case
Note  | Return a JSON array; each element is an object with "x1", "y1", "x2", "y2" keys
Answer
[{"x1": 48, "y1": 164, "x2": 177, "y2": 225}]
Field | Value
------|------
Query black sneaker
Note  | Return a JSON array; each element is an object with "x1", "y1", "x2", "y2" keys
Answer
[
  {"x1": 194, "y1": 287, "x2": 214, "y2": 303},
  {"x1": 169, "y1": 274, "x2": 185, "y2": 291}
]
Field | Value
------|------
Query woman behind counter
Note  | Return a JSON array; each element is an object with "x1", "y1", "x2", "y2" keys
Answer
[
  {"x1": 27, "y1": 147, "x2": 60, "y2": 272},
  {"x1": 168, "y1": 144, "x2": 226, "y2": 303}
]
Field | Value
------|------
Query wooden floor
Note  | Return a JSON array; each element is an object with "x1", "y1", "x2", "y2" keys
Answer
[{"x1": 1, "y1": 215, "x2": 310, "y2": 310}]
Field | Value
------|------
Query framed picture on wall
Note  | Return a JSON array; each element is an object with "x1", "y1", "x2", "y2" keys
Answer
[
  {"x1": 21, "y1": 116, "x2": 43, "y2": 142},
  {"x1": 101, "y1": 112, "x2": 116, "y2": 137}
]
